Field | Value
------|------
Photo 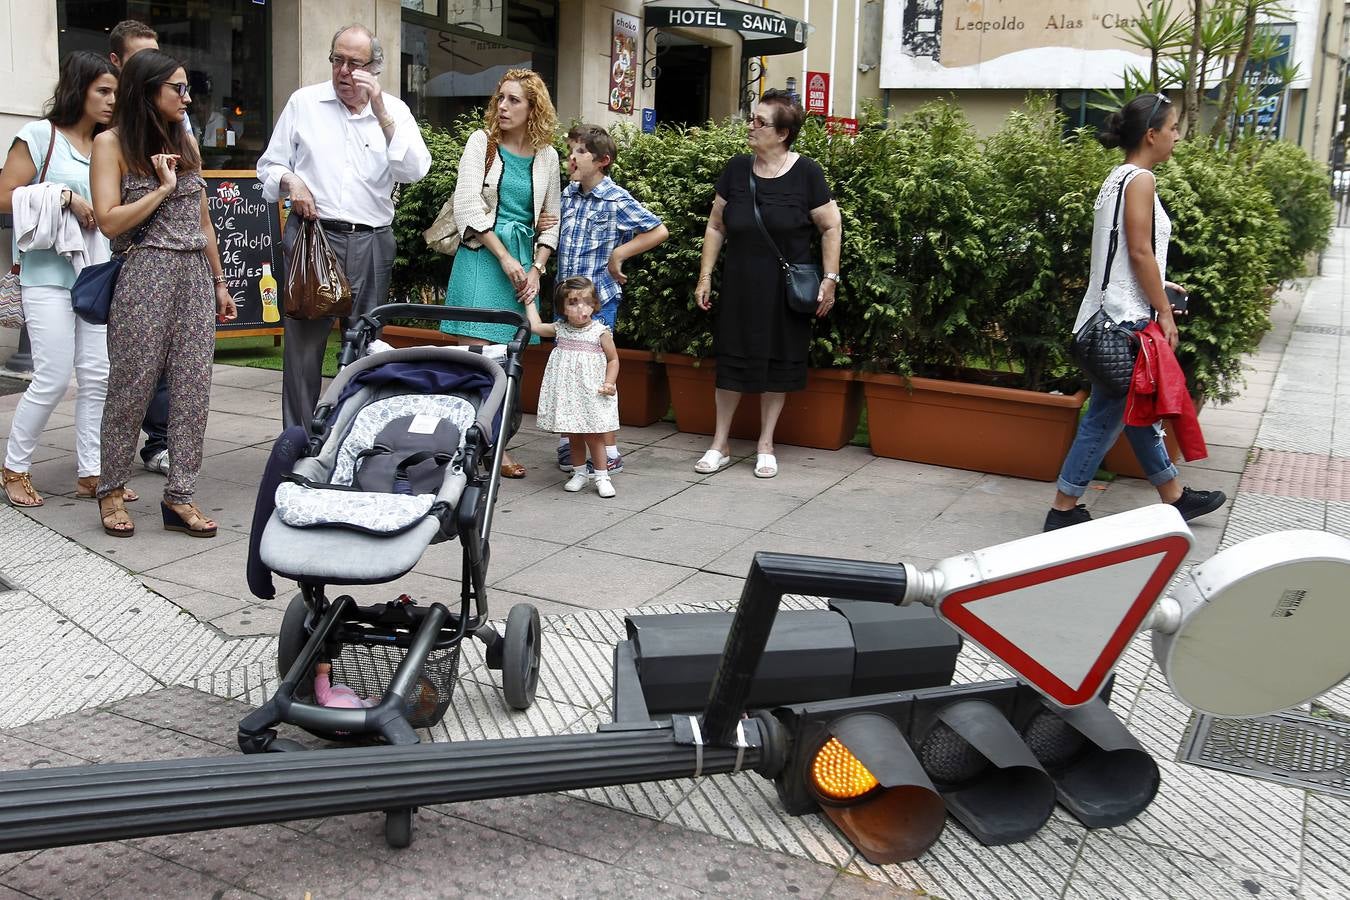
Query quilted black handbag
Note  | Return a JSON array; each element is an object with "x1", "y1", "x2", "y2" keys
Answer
[{"x1": 1071, "y1": 174, "x2": 1149, "y2": 398}]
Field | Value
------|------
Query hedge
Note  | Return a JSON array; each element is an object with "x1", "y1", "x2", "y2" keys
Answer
[{"x1": 390, "y1": 100, "x2": 1333, "y2": 404}]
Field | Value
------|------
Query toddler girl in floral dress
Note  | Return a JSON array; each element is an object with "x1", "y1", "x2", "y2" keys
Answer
[{"x1": 526, "y1": 276, "x2": 620, "y2": 498}]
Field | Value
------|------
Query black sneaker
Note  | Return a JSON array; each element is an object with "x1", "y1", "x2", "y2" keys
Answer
[
  {"x1": 1171, "y1": 487, "x2": 1227, "y2": 522},
  {"x1": 556, "y1": 443, "x2": 575, "y2": 472},
  {"x1": 1043, "y1": 504, "x2": 1092, "y2": 532}
]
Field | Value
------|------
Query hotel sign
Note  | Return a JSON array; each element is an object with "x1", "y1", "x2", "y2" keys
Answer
[{"x1": 645, "y1": 4, "x2": 808, "y2": 55}]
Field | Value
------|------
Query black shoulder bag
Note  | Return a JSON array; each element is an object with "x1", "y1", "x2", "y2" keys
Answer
[
  {"x1": 748, "y1": 171, "x2": 821, "y2": 316},
  {"x1": 1070, "y1": 172, "x2": 1156, "y2": 398}
]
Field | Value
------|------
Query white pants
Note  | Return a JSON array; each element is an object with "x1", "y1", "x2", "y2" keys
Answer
[{"x1": 3, "y1": 284, "x2": 108, "y2": 477}]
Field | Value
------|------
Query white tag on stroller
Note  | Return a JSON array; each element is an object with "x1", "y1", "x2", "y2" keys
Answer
[{"x1": 408, "y1": 414, "x2": 440, "y2": 435}]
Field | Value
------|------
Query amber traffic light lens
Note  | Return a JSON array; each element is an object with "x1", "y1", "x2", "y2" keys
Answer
[{"x1": 811, "y1": 737, "x2": 880, "y2": 802}]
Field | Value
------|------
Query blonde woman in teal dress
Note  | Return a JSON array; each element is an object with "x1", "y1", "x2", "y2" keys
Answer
[{"x1": 441, "y1": 68, "x2": 561, "y2": 478}]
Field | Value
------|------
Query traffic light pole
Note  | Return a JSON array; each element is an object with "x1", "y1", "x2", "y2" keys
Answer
[{"x1": 701, "y1": 554, "x2": 911, "y2": 745}]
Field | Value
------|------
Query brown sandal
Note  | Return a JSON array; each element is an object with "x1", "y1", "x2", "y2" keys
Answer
[
  {"x1": 161, "y1": 501, "x2": 217, "y2": 538},
  {"x1": 98, "y1": 489, "x2": 134, "y2": 537},
  {"x1": 3, "y1": 468, "x2": 43, "y2": 508},
  {"x1": 76, "y1": 476, "x2": 137, "y2": 503}
]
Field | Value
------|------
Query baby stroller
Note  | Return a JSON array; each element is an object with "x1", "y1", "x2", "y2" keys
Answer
[{"x1": 238, "y1": 304, "x2": 541, "y2": 846}]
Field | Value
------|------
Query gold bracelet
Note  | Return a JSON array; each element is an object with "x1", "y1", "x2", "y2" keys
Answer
[
  {"x1": 212, "y1": 274, "x2": 227, "y2": 285},
  {"x1": 378, "y1": 115, "x2": 395, "y2": 129}
]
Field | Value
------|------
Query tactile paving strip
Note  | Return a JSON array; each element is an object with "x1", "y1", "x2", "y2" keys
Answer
[
  {"x1": 1293, "y1": 324, "x2": 1348, "y2": 336},
  {"x1": 1179, "y1": 709, "x2": 1350, "y2": 798},
  {"x1": 1238, "y1": 448, "x2": 1350, "y2": 500}
]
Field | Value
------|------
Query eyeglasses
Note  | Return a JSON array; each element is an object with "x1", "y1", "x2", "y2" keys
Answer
[
  {"x1": 329, "y1": 54, "x2": 375, "y2": 72},
  {"x1": 162, "y1": 81, "x2": 190, "y2": 98},
  {"x1": 749, "y1": 115, "x2": 777, "y2": 129},
  {"x1": 1146, "y1": 92, "x2": 1171, "y2": 128}
]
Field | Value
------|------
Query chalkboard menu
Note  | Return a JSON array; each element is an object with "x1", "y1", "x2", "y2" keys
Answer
[{"x1": 204, "y1": 170, "x2": 285, "y2": 336}]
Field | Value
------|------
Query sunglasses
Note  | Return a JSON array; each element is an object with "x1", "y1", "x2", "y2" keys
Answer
[
  {"x1": 162, "y1": 81, "x2": 190, "y2": 98},
  {"x1": 329, "y1": 54, "x2": 375, "y2": 72},
  {"x1": 749, "y1": 115, "x2": 777, "y2": 129},
  {"x1": 1146, "y1": 92, "x2": 1171, "y2": 128}
]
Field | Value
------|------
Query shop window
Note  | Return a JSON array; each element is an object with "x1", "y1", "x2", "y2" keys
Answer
[
  {"x1": 506, "y1": 0, "x2": 556, "y2": 47},
  {"x1": 402, "y1": 21, "x2": 555, "y2": 129},
  {"x1": 1057, "y1": 90, "x2": 1112, "y2": 138},
  {"x1": 56, "y1": 0, "x2": 270, "y2": 171}
]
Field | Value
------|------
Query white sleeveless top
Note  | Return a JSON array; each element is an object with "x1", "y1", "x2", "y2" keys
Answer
[{"x1": 1072, "y1": 164, "x2": 1171, "y2": 333}]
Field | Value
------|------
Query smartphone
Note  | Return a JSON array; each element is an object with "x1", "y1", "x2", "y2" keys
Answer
[{"x1": 1165, "y1": 285, "x2": 1189, "y2": 314}]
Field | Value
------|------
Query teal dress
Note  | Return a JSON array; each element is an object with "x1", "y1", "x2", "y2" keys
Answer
[{"x1": 442, "y1": 146, "x2": 539, "y2": 345}]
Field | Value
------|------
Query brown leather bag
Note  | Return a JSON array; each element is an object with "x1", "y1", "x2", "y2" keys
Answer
[{"x1": 284, "y1": 219, "x2": 352, "y2": 320}]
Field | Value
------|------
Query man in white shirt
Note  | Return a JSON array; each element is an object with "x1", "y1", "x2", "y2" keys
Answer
[{"x1": 257, "y1": 24, "x2": 431, "y2": 428}]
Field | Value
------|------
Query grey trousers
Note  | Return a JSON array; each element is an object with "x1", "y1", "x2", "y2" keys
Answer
[{"x1": 281, "y1": 217, "x2": 396, "y2": 428}]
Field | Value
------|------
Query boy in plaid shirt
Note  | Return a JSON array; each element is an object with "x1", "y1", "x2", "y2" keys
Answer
[{"x1": 554, "y1": 124, "x2": 669, "y2": 474}]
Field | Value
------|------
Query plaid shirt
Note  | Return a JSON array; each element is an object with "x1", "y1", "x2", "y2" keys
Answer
[{"x1": 557, "y1": 176, "x2": 662, "y2": 309}]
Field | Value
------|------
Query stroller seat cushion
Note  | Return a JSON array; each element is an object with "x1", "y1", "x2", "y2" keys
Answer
[
  {"x1": 332, "y1": 395, "x2": 476, "y2": 486},
  {"x1": 275, "y1": 482, "x2": 440, "y2": 535}
]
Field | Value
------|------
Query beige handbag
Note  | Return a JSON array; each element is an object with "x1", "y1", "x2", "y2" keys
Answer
[{"x1": 422, "y1": 137, "x2": 497, "y2": 257}]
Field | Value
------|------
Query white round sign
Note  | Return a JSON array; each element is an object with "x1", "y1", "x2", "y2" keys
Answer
[{"x1": 1153, "y1": 530, "x2": 1350, "y2": 717}]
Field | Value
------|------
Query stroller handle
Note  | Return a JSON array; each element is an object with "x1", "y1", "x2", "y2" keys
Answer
[{"x1": 340, "y1": 303, "x2": 531, "y2": 368}]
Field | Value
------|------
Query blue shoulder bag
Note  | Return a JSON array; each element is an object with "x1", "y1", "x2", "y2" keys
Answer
[{"x1": 70, "y1": 205, "x2": 158, "y2": 325}]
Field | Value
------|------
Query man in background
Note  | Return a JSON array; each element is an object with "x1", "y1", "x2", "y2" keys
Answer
[
  {"x1": 257, "y1": 24, "x2": 430, "y2": 428},
  {"x1": 107, "y1": 19, "x2": 172, "y2": 476}
]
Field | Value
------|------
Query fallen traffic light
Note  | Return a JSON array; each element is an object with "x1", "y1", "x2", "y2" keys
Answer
[{"x1": 772, "y1": 679, "x2": 1158, "y2": 863}]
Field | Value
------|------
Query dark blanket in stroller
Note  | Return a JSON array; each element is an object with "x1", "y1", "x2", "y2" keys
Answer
[{"x1": 247, "y1": 359, "x2": 499, "y2": 598}]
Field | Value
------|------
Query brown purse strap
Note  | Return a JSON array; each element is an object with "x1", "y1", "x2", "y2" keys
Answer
[{"x1": 37, "y1": 123, "x2": 56, "y2": 184}]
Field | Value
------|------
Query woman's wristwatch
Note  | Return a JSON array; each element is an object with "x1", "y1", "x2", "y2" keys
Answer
[
  {"x1": 823, "y1": 272, "x2": 842, "y2": 284},
  {"x1": 531, "y1": 261, "x2": 546, "y2": 275}
]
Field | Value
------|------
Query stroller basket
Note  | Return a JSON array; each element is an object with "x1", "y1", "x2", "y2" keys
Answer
[{"x1": 332, "y1": 638, "x2": 461, "y2": 730}]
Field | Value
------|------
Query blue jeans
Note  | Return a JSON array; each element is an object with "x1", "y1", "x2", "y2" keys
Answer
[
  {"x1": 1056, "y1": 380, "x2": 1178, "y2": 497},
  {"x1": 595, "y1": 298, "x2": 620, "y2": 330}
]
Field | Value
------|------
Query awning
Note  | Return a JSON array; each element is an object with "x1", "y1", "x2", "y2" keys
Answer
[{"x1": 643, "y1": 0, "x2": 811, "y2": 56}]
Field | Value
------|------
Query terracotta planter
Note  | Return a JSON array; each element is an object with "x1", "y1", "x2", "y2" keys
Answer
[
  {"x1": 662, "y1": 354, "x2": 864, "y2": 451},
  {"x1": 615, "y1": 348, "x2": 670, "y2": 427},
  {"x1": 1101, "y1": 397, "x2": 1203, "y2": 479},
  {"x1": 518, "y1": 342, "x2": 552, "y2": 414},
  {"x1": 860, "y1": 374, "x2": 1089, "y2": 482}
]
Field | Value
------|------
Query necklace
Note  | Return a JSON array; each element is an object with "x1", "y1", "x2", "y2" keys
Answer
[{"x1": 755, "y1": 152, "x2": 791, "y2": 179}]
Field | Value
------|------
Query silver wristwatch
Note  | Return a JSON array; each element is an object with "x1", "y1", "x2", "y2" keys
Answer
[{"x1": 823, "y1": 272, "x2": 841, "y2": 284}]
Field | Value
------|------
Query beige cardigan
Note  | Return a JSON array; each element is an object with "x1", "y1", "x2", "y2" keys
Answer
[{"x1": 452, "y1": 128, "x2": 561, "y2": 252}]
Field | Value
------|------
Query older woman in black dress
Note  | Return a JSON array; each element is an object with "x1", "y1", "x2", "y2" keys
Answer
[{"x1": 693, "y1": 89, "x2": 842, "y2": 479}]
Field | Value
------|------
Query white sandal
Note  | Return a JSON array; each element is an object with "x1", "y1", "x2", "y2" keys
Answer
[
  {"x1": 693, "y1": 449, "x2": 733, "y2": 474},
  {"x1": 754, "y1": 453, "x2": 778, "y2": 479}
]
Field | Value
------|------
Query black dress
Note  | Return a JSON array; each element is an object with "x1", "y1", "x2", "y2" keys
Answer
[{"x1": 714, "y1": 154, "x2": 832, "y2": 393}]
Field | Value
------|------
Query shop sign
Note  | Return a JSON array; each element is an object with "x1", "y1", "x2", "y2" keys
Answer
[
  {"x1": 805, "y1": 71, "x2": 829, "y2": 116},
  {"x1": 644, "y1": 4, "x2": 809, "y2": 55},
  {"x1": 825, "y1": 116, "x2": 857, "y2": 136},
  {"x1": 641, "y1": 108, "x2": 657, "y2": 133},
  {"x1": 881, "y1": 0, "x2": 1174, "y2": 89},
  {"x1": 610, "y1": 12, "x2": 639, "y2": 114}
]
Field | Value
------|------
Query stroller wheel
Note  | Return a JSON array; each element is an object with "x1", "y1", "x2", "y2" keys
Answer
[
  {"x1": 501, "y1": 603, "x2": 541, "y2": 710},
  {"x1": 384, "y1": 807, "x2": 414, "y2": 848}
]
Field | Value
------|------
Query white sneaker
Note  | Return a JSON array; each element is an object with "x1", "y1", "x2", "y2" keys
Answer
[
  {"x1": 142, "y1": 449, "x2": 170, "y2": 476},
  {"x1": 594, "y1": 473, "x2": 615, "y2": 499},
  {"x1": 564, "y1": 468, "x2": 590, "y2": 492}
]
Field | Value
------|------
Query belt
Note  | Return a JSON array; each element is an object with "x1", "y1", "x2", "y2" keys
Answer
[{"x1": 318, "y1": 218, "x2": 381, "y2": 233}]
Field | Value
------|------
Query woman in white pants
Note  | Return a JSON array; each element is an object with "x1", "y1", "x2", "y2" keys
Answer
[{"x1": 0, "y1": 51, "x2": 137, "y2": 507}]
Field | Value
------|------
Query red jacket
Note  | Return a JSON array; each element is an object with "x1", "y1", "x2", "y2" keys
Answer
[{"x1": 1124, "y1": 321, "x2": 1207, "y2": 462}]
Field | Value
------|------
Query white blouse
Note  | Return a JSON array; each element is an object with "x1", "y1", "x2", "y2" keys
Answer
[{"x1": 1073, "y1": 164, "x2": 1171, "y2": 333}]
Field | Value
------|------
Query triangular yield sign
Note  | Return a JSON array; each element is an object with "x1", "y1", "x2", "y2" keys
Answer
[{"x1": 939, "y1": 536, "x2": 1189, "y2": 706}]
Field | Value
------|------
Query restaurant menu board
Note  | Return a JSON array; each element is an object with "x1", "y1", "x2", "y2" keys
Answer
[{"x1": 204, "y1": 170, "x2": 285, "y2": 335}]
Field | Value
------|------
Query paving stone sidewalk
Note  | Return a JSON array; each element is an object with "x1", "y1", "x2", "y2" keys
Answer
[{"x1": 1, "y1": 230, "x2": 1348, "y2": 898}]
